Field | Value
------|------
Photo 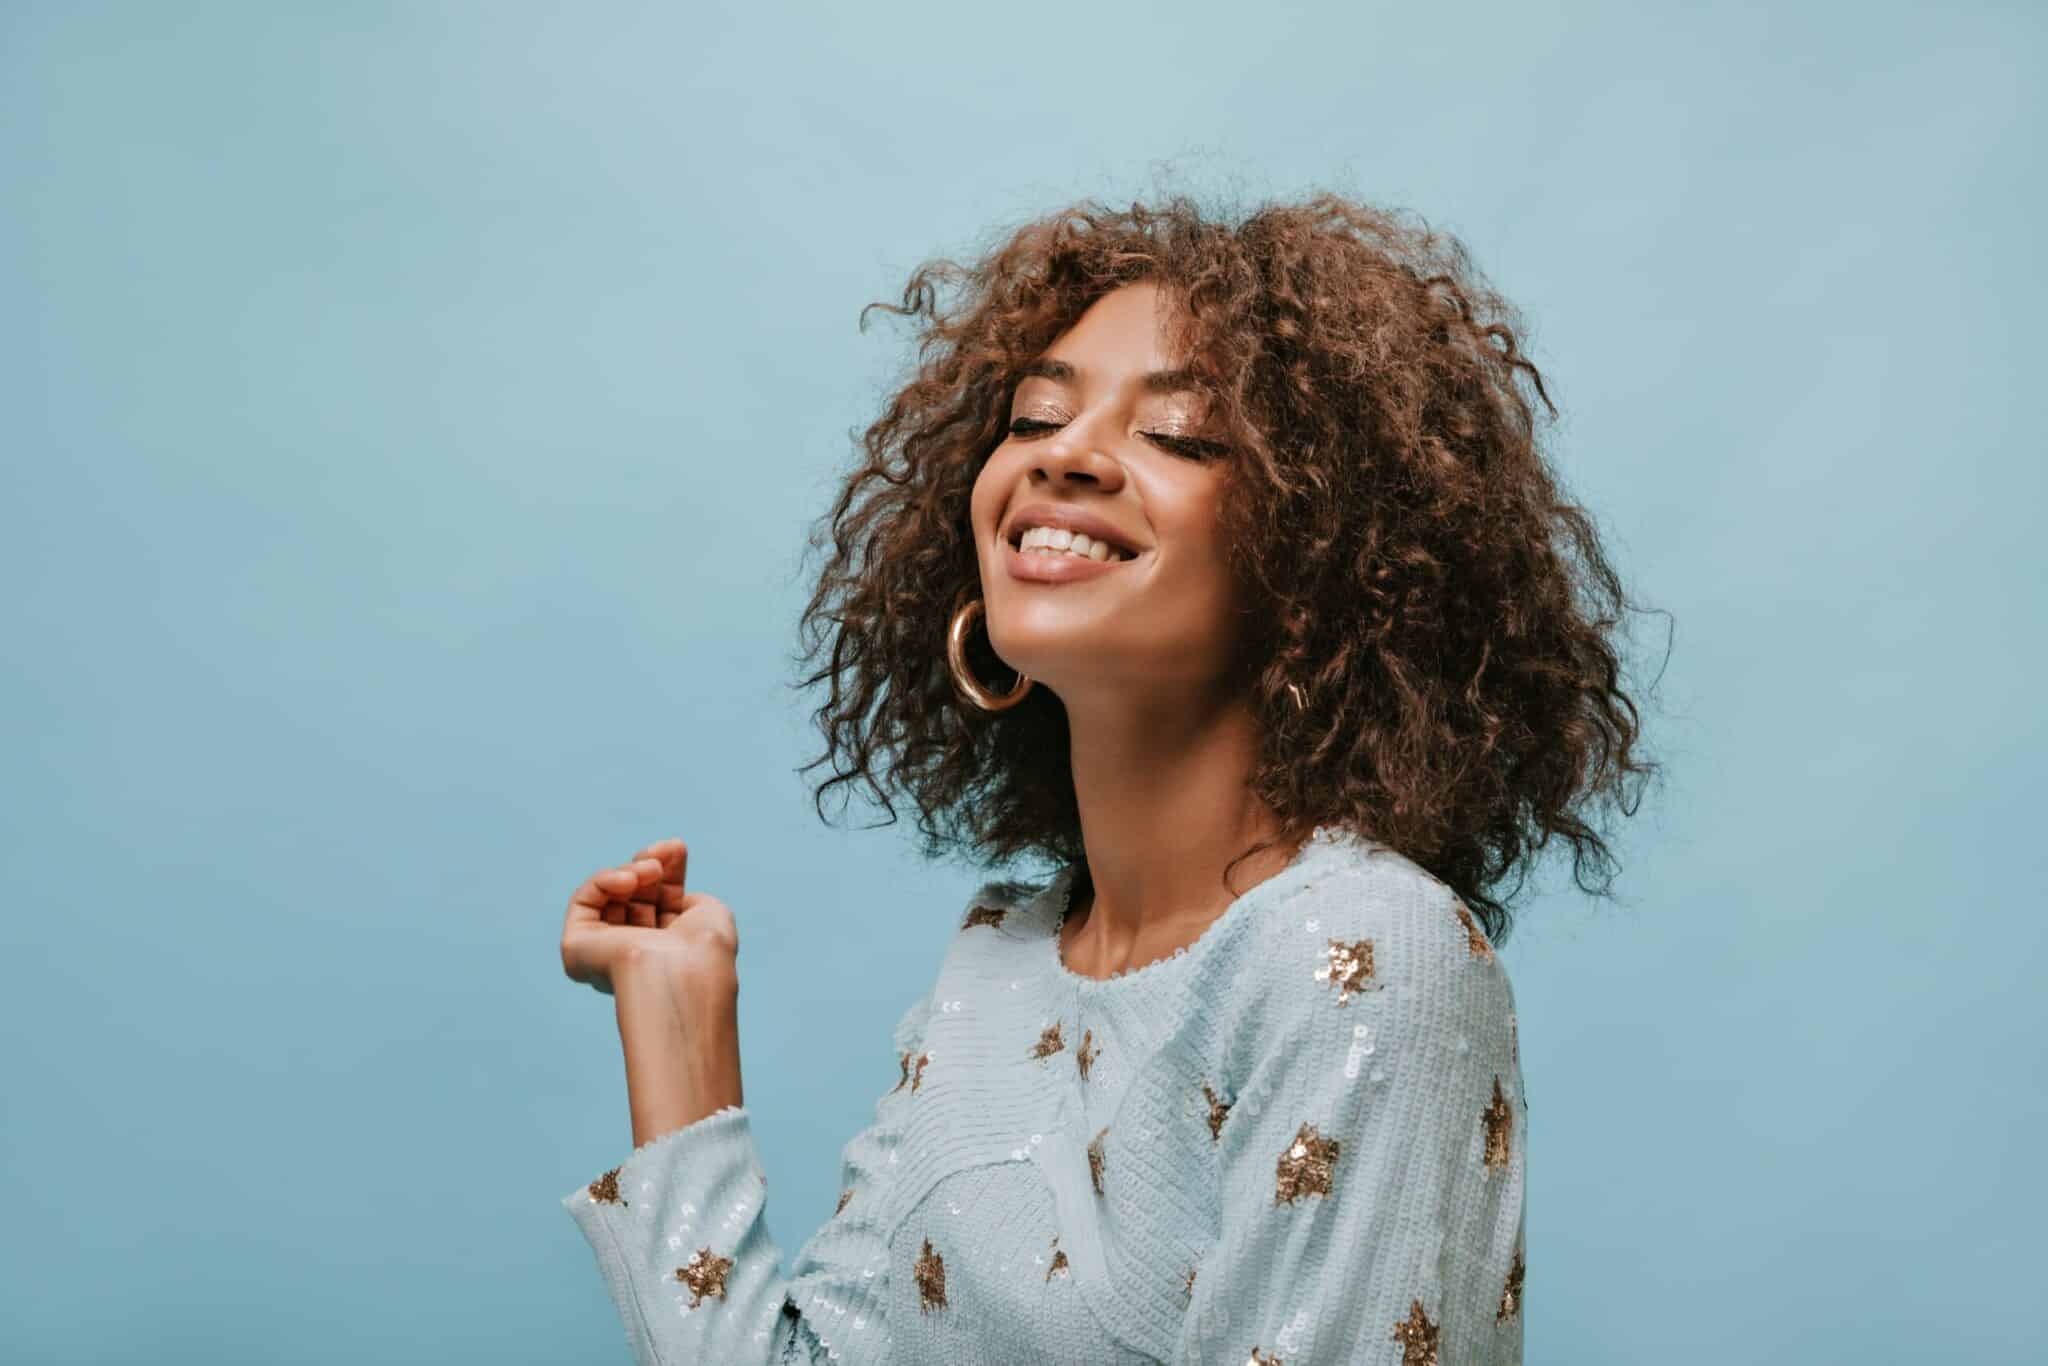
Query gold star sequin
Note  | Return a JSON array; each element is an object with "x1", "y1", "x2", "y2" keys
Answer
[
  {"x1": 834, "y1": 1188, "x2": 854, "y2": 1216},
  {"x1": 911, "y1": 1051, "x2": 931, "y2": 1093},
  {"x1": 963, "y1": 903, "x2": 1008, "y2": 930},
  {"x1": 1044, "y1": 1234, "x2": 1069, "y2": 1281},
  {"x1": 1313, "y1": 937, "x2": 1378, "y2": 1004},
  {"x1": 676, "y1": 1246, "x2": 733, "y2": 1309},
  {"x1": 1482, "y1": 1074, "x2": 1512, "y2": 1172},
  {"x1": 893, "y1": 1050, "x2": 913, "y2": 1093},
  {"x1": 1076, "y1": 1028, "x2": 1100, "y2": 1080},
  {"x1": 1453, "y1": 900, "x2": 1494, "y2": 961},
  {"x1": 1202, "y1": 1083, "x2": 1232, "y2": 1141},
  {"x1": 1497, "y1": 1244, "x2": 1525, "y2": 1323},
  {"x1": 914, "y1": 1236, "x2": 948, "y2": 1313},
  {"x1": 586, "y1": 1166, "x2": 625, "y2": 1206},
  {"x1": 1247, "y1": 1348, "x2": 1282, "y2": 1365},
  {"x1": 1274, "y1": 1121, "x2": 1340, "y2": 1205},
  {"x1": 1390, "y1": 1298, "x2": 1440, "y2": 1364},
  {"x1": 1087, "y1": 1126, "x2": 1108, "y2": 1195},
  {"x1": 1029, "y1": 1020, "x2": 1065, "y2": 1060}
]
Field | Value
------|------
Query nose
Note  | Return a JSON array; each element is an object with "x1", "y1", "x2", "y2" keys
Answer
[{"x1": 1032, "y1": 423, "x2": 1126, "y2": 492}]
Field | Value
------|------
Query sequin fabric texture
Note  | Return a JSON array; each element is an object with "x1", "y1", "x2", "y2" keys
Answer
[
  {"x1": 1273, "y1": 1122, "x2": 1340, "y2": 1205},
  {"x1": 962, "y1": 903, "x2": 1009, "y2": 931},
  {"x1": 1075, "y1": 1027, "x2": 1100, "y2": 1080},
  {"x1": 677, "y1": 1247, "x2": 734, "y2": 1309},
  {"x1": 912, "y1": 1237, "x2": 947, "y2": 1313},
  {"x1": 1313, "y1": 936, "x2": 1379, "y2": 1004},
  {"x1": 1391, "y1": 1299, "x2": 1442, "y2": 1365},
  {"x1": 561, "y1": 825, "x2": 1529, "y2": 1365}
]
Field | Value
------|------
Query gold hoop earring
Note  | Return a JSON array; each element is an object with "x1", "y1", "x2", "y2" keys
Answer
[{"x1": 947, "y1": 597, "x2": 1033, "y2": 712}]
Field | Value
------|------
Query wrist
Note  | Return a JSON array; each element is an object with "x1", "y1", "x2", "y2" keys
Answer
[
  {"x1": 611, "y1": 948, "x2": 744, "y2": 1143},
  {"x1": 615, "y1": 943, "x2": 737, "y2": 1009}
]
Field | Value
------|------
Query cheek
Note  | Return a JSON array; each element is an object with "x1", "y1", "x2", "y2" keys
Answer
[
  {"x1": 1149, "y1": 487, "x2": 1230, "y2": 579},
  {"x1": 968, "y1": 452, "x2": 1009, "y2": 538}
]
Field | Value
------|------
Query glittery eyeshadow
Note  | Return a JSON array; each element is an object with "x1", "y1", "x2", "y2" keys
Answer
[
  {"x1": 1029, "y1": 1020, "x2": 1065, "y2": 1060},
  {"x1": 1273, "y1": 1122, "x2": 1339, "y2": 1204},
  {"x1": 1076, "y1": 1028, "x2": 1100, "y2": 1081},
  {"x1": 1390, "y1": 1298, "x2": 1440, "y2": 1364},
  {"x1": 1482, "y1": 1075, "x2": 1512, "y2": 1172},
  {"x1": 587, "y1": 1167, "x2": 625, "y2": 1206},
  {"x1": 1497, "y1": 1245, "x2": 1525, "y2": 1323},
  {"x1": 914, "y1": 1236, "x2": 948, "y2": 1312},
  {"x1": 1087, "y1": 1126, "x2": 1108, "y2": 1195},
  {"x1": 1312, "y1": 937, "x2": 1378, "y2": 1004},
  {"x1": 1202, "y1": 1083, "x2": 1232, "y2": 1142},
  {"x1": 676, "y1": 1246, "x2": 733, "y2": 1309}
]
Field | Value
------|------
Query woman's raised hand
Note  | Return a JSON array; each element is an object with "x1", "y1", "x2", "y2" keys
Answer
[{"x1": 559, "y1": 838, "x2": 739, "y2": 996}]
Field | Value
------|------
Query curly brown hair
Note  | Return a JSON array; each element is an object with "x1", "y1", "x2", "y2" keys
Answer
[{"x1": 791, "y1": 190, "x2": 1662, "y2": 945}]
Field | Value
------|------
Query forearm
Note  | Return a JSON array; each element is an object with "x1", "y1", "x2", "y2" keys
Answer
[
  {"x1": 566, "y1": 985, "x2": 802, "y2": 1366},
  {"x1": 563, "y1": 962, "x2": 930, "y2": 1366},
  {"x1": 612, "y1": 950, "x2": 744, "y2": 1148}
]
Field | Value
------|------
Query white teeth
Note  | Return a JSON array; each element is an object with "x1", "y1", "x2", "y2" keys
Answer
[{"x1": 1017, "y1": 525, "x2": 1132, "y2": 561}]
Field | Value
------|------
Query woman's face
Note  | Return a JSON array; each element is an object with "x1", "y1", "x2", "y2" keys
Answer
[{"x1": 968, "y1": 281, "x2": 1247, "y2": 706}]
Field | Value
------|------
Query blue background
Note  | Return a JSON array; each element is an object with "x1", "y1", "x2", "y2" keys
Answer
[{"x1": 3, "y1": 3, "x2": 2040, "y2": 1361}]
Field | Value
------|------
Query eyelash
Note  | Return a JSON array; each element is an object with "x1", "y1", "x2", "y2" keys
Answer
[{"x1": 1006, "y1": 416, "x2": 1229, "y2": 461}]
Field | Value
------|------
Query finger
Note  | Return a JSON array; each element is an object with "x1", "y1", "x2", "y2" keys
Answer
[
  {"x1": 598, "y1": 860, "x2": 657, "y2": 907},
  {"x1": 624, "y1": 857, "x2": 665, "y2": 928},
  {"x1": 606, "y1": 866, "x2": 653, "y2": 924},
  {"x1": 632, "y1": 839, "x2": 687, "y2": 894},
  {"x1": 571, "y1": 866, "x2": 640, "y2": 910},
  {"x1": 635, "y1": 837, "x2": 684, "y2": 863},
  {"x1": 646, "y1": 839, "x2": 688, "y2": 891},
  {"x1": 569, "y1": 871, "x2": 642, "y2": 931},
  {"x1": 623, "y1": 859, "x2": 662, "y2": 906}
]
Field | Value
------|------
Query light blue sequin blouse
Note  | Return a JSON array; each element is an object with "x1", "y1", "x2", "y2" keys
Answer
[{"x1": 562, "y1": 825, "x2": 1528, "y2": 1364}]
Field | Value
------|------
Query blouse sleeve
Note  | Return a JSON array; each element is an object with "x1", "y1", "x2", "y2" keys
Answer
[
  {"x1": 561, "y1": 988, "x2": 934, "y2": 1366},
  {"x1": 1176, "y1": 880, "x2": 1529, "y2": 1365}
]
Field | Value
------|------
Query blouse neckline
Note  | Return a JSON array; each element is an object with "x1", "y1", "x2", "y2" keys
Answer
[{"x1": 1043, "y1": 824, "x2": 1343, "y2": 993}]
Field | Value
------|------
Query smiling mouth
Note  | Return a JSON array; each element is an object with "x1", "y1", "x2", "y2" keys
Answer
[
  {"x1": 1001, "y1": 535, "x2": 1140, "y2": 587},
  {"x1": 1007, "y1": 526, "x2": 1139, "y2": 564}
]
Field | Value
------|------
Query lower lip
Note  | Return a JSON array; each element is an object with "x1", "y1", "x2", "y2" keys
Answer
[{"x1": 1003, "y1": 537, "x2": 1140, "y2": 583}]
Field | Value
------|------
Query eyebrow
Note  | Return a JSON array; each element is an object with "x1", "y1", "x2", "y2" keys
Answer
[{"x1": 1014, "y1": 357, "x2": 1203, "y2": 395}]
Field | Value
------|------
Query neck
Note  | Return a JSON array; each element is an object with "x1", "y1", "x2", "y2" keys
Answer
[{"x1": 1057, "y1": 683, "x2": 1300, "y2": 974}]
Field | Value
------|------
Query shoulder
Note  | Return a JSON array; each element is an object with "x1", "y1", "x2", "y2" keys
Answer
[
  {"x1": 1221, "y1": 832, "x2": 1517, "y2": 1082},
  {"x1": 891, "y1": 870, "x2": 1064, "y2": 1053},
  {"x1": 955, "y1": 873, "x2": 1053, "y2": 934},
  {"x1": 1299, "y1": 834, "x2": 1505, "y2": 990}
]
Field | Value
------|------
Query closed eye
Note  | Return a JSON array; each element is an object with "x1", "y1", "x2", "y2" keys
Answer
[{"x1": 1006, "y1": 417, "x2": 1229, "y2": 461}]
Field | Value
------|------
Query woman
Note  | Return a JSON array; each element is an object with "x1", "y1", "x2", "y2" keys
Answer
[{"x1": 557, "y1": 192, "x2": 1656, "y2": 1364}]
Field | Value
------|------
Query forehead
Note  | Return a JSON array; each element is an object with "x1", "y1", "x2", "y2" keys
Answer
[
  {"x1": 1012, "y1": 355, "x2": 1204, "y2": 399},
  {"x1": 1015, "y1": 282, "x2": 1204, "y2": 398}
]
